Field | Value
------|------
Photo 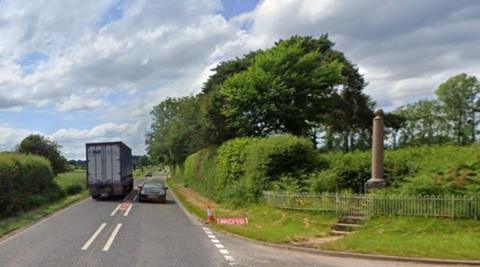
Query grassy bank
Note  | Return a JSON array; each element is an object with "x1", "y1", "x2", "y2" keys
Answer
[
  {"x1": 168, "y1": 177, "x2": 336, "y2": 243},
  {"x1": 321, "y1": 216, "x2": 480, "y2": 260},
  {"x1": 0, "y1": 171, "x2": 88, "y2": 239}
]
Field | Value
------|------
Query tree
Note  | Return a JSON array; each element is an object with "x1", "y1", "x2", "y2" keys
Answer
[
  {"x1": 146, "y1": 96, "x2": 205, "y2": 166},
  {"x1": 219, "y1": 35, "x2": 348, "y2": 139},
  {"x1": 16, "y1": 134, "x2": 67, "y2": 175},
  {"x1": 436, "y1": 73, "x2": 480, "y2": 145},
  {"x1": 392, "y1": 100, "x2": 450, "y2": 146}
]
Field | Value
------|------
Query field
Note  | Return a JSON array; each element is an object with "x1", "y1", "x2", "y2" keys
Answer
[{"x1": 55, "y1": 169, "x2": 86, "y2": 190}]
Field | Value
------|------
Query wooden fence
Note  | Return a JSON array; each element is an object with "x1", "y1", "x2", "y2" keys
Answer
[{"x1": 263, "y1": 191, "x2": 479, "y2": 219}]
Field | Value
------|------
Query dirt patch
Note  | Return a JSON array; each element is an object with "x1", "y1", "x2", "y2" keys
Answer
[
  {"x1": 290, "y1": 236, "x2": 342, "y2": 249},
  {"x1": 175, "y1": 186, "x2": 233, "y2": 215}
]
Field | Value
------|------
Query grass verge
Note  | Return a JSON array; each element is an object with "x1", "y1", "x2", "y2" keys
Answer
[
  {"x1": 320, "y1": 216, "x2": 480, "y2": 260},
  {"x1": 0, "y1": 191, "x2": 88, "y2": 239},
  {"x1": 168, "y1": 177, "x2": 336, "y2": 244}
]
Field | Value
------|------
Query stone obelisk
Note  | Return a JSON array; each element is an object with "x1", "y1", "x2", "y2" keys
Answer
[{"x1": 365, "y1": 109, "x2": 386, "y2": 192}]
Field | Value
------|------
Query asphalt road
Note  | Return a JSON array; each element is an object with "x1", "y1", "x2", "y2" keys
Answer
[{"x1": 0, "y1": 173, "x2": 468, "y2": 267}]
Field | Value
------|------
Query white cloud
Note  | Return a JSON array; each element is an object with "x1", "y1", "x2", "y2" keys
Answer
[
  {"x1": 0, "y1": 125, "x2": 35, "y2": 151},
  {"x1": 56, "y1": 94, "x2": 104, "y2": 112},
  {"x1": 1, "y1": 0, "x2": 480, "y2": 158}
]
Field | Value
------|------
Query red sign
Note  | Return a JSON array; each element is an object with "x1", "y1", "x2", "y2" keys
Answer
[{"x1": 216, "y1": 217, "x2": 248, "y2": 225}]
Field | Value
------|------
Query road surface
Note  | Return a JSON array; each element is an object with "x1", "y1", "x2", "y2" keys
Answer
[{"x1": 0, "y1": 173, "x2": 466, "y2": 267}]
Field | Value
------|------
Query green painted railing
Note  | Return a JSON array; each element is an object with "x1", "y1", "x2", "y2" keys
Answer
[{"x1": 263, "y1": 191, "x2": 479, "y2": 219}]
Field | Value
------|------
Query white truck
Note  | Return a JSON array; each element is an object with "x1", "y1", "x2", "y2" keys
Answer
[{"x1": 86, "y1": 142, "x2": 133, "y2": 199}]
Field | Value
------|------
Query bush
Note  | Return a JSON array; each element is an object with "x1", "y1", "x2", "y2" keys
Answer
[
  {"x1": 319, "y1": 144, "x2": 480, "y2": 195},
  {"x1": 0, "y1": 153, "x2": 63, "y2": 217},
  {"x1": 65, "y1": 184, "x2": 83, "y2": 195}
]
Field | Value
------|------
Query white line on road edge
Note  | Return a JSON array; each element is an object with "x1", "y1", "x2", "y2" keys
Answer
[
  {"x1": 124, "y1": 204, "x2": 133, "y2": 216},
  {"x1": 202, "y1": 227, "x2": 236, "y2": 265},
  {"x1": 110, "y1": 204, "x2": 121, "y2": 216},
  {"x1": 81, "y1": 223, "x2": 107, "y2": 250},
  {"x1": 103, "y1": 223, "x2": 122, "y2": 252}
]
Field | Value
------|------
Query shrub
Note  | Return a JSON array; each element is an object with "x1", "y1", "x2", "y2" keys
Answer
[
  {"x1": 0, "y1": 152, "x2": 63, "y2": 217},
  {"x1": 307, "y1": 170, "x2": 338, "y2": 193},
  {"x1": 65, "y1": 184, "x2": 83, "y2": 195}
]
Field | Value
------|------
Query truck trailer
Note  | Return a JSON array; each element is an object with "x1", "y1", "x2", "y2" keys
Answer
[{"x1": 86, "y1": 142, "x2": 133, "y2": 199}]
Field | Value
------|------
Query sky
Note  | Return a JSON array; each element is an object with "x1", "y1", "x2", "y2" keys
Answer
[{"x1": 0, "y1": 0, "x2": 479, "y2": 159}]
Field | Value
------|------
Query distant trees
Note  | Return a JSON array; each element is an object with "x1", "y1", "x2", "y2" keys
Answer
[
  {"x1": 387, "y1": 73, "x2": 480, "y2": 147},
  {"x1": 16, "y1": 134, "x2": 67, "y2": 175},
  {"x1": 436, "y1": 74, "x2": 480, "y2": 145}
]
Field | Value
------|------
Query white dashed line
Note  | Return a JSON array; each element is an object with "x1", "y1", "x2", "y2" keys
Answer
[
  {"x1": 103, "y1": 223, "x2": 122, "y2": 252},
  {"x1": 81, "y1": 223, "x2": 107, "y2": 250},
  {"x1": 202, "y1": 227, "x2": 236, "y2": 265},
  {"x1": 124, "y1": 204, "x2": 133, "y2": 216},
  {"x1": 110, "y1": 204, "x2": 121, "y2": 216}
]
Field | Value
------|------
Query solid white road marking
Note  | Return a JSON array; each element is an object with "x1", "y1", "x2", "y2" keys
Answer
[
  {"x1": 211, "y1": 239, "x2": 220, "y2": 243},
  {"x1": 214, "y1": 244, "x2": 224, "y2": 248},
  {"x1": 133, "y1": 195, "x2": 138, "y2": 202},
  {"x1": 124, "y1": 204, "x2": 133, "y2": 216},
  {"x1": 103, "y1": 223, "x2": 122, "y2": 252},
  {"x1": 110, "y1": 204, "x2": 121, "y2": 216},
  {"x1": 219, "y1": 249, "x2": 229, "y2": 255},
  {"x1": 81, "y1": 223, "x2": 107, "y2": 250},
  {"x1": 207, "y1": 234, "x2": 216, "y2": 239}
]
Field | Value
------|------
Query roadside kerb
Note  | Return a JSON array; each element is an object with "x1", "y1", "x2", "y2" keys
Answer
[{"x1": 168, "y1": 179, "x2": 480, "y2": 266}]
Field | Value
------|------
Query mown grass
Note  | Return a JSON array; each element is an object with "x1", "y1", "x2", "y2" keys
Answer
[
  {"x1": 168, "y1": 177, "x2": 337, "y2": 243},
  {"x1": 321, "y1": 216, "x2": 480, "y2": 260},
  {"x1": 0, "y1": 170, "x2": 89, "y2": 240}
]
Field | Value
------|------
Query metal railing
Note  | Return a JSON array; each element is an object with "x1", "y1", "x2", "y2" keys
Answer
[{"x1": 263, "y1": 191, "x2": 480, "y2": 219}]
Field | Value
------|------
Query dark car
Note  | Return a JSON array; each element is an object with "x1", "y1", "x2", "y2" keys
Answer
[
  {"x1": 138, "y1": 182, "x2": 168, "y2": 203},
  {"x1": 145, "y1": 171, "x2": 153, "y2": 177}
]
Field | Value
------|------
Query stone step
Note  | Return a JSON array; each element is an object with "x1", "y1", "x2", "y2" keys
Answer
[
  {"x1": 338, "y1": 216, "x2": 366, "y2": 224},
  {"x1": 333, "y1": 223, "x2": 362, "y2": 232},
  {"x1": 330, "y1": 230, "x2": 352, "y2": 236}
]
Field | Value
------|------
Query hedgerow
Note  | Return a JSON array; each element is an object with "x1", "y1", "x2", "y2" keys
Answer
[{"x1": 0, "y1": 153, "x2": 64, "y2": 217}]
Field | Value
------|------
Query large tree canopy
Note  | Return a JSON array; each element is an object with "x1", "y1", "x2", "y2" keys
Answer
[{"x1": 16, "y1": 134, "x2": 67, "y2": 175}]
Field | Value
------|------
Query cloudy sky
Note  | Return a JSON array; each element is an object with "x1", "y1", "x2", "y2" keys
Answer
[{"x1": 0, "y1": 0, "x2": 479, "y2": 159}]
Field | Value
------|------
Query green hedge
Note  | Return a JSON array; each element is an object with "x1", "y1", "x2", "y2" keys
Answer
[
  {"x1": 174, "y1": 135, "x2": 317, "y2": 205},
  {"x1": 320, "y1": 145, "x2": 480, "y2": 195},
  {"x1": 0, "y1": 153, "x2": 64, "y2": 217}
]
